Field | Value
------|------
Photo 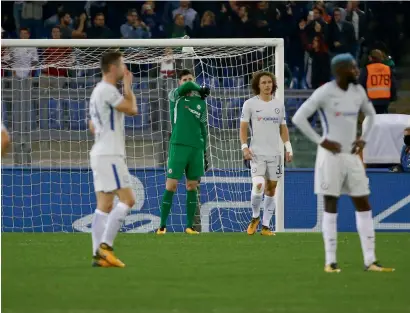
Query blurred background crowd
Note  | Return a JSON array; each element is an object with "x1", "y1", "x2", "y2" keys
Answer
[{"x1": 1, "y1": 1, "x2": 408, "y2": 89}]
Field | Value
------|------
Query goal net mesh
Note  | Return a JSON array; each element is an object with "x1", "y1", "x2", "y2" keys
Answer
[{"x1": 1, "y1": 43, "x2": 278, "y2": 233}]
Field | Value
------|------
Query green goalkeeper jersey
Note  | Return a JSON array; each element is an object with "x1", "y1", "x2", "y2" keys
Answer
[{"x1": 168, "y1": 81, "x2": 207, "y2": 150}]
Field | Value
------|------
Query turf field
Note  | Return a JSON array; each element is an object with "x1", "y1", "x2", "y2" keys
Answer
[{"x1": 2, "y1": 233, "x2": 409, "y2": 313}]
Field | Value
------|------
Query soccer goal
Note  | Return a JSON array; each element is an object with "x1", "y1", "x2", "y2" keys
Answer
[{"x1": 1, "y1": 38, "x2": 285, "y2": 233}]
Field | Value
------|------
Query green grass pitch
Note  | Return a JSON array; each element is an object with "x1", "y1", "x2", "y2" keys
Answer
[{"x1": 2, "y1": 233, "x2": 409, "y2": 313}]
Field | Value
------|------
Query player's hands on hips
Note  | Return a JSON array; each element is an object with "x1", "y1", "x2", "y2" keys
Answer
[
  {"x1": 320, "y1": 139, "x2": 341, "y2": 154},
  {"x1": 199, "y1": 87, "x2": 210, "y2": 99},
  {"x1": 243, "y1": 148, "x2": 252, "y2": 160},
  {"x1": 351, "y1": 139, "x2": 366, "y2": 154},
  {"x1": 285, "y1": 152, "x2": 293, "y2": 163},
  {"x1": 123, "y1": 68, "x2": 133, "y2": 86}
]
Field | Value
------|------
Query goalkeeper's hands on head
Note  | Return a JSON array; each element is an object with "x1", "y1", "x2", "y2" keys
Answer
[{"x1": 199, "y1": 86, "x2": 210, "y2": 100}]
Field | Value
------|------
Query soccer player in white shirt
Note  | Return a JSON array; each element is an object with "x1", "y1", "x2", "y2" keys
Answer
[
  {"x1": 240, "y1": 72, "x2": 293, "y2": 236},
  {"x1": 88, "y1": 51, "x2": 138, "y2": 268},
  {"x1": 292, "y1": 53, "x2": 394, "y2": 273}
]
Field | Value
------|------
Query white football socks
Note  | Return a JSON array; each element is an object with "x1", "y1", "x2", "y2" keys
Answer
[
  {"x1": 101, "y1": 202, "x2": 130, "y2": 248},
  {"x1": 91, "y1": 209, "x2": 108, "y2": 256},
  {"x1": 322, "y1": 212, "x2": 338, "y2": 265},
  {"x1": 356, "y1": 210, "x2": 376, "y2": 267},
  {"x1": 251, "y1": 192, "x2": 263, "y2": 218},
  {"x1": 262, "y1": 195, "x2": 275, "y2": 227}
]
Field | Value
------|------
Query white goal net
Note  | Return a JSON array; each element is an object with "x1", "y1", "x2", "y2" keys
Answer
[{"x1": 1, "y1": 38, "x2": 285, "y2": 233}]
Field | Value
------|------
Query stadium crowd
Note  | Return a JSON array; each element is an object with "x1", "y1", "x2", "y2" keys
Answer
[{"x1": 1, "y1": 1, "x2": 408, "y2": 89}]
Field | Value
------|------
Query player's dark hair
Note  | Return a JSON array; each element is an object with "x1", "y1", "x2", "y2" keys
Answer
[
  {"x1": 178, "y1": 69, "x2": 193, "y2": 80},
  {"x1": 251, "y1": 71, "x2": 277, "y2": 96},
  {"x1": 100, "y1": 51, "x2": 123, "y2": 74}
]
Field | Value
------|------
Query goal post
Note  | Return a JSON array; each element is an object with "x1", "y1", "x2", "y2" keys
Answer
[{"x1": 1, "y1": 38, "x2": 285, "y2": 233}]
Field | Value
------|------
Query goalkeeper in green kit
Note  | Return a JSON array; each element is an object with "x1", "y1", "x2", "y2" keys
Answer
[{"x1": 156, "y1": 69, "x2": 210, "y2": 235}]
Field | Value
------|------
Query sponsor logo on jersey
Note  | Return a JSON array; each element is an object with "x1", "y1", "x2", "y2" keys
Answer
[
  {"x1": 197, "y1": 105, "x2": 201, "y2": 110},
  {"x1": 187, "y1": 107, "x2": 201, "y2": 119},
  {"x1": 275, "y1": 108, "x2": 280, "y2": 114},
  {"x1": 257, "y1": 116, "x2": 280, "y2": 123},
  {"x1": 168, "y1": 168, "x2": 173, "y2": 174}
]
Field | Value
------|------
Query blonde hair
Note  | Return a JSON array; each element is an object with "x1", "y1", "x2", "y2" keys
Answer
[{"x1": 201, "y1": 11, "x2": 215, "y2": 27}]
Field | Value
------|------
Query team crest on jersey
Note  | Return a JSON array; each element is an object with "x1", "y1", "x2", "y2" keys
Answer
[{"x1": 275, "y1": 108, "x2": 280, "y2": 114}]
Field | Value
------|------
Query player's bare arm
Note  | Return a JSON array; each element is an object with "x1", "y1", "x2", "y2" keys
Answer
[
  {"x1": 240, "y1": 121, "x2": 252, "y2": 160},
  {"x1": 292, "y1": 91, "x2": 341, "y2": 154},
  {"x1": 280, "y1": 124, "x2": 293, "y2": 162},
  {"x1": 88, "y1": 120, "x2": 95, "y2": 135},
  {"x1": 1, "y1": 124, "x2": 10, "y2": 157},
  {"x1": 352, "y1": 89, "x2": 377, "y2": 154},
  {"x1": 115, "y1": 69, "x2": 138, "y2": 116}
]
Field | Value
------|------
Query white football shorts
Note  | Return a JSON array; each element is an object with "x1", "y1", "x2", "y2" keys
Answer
[
  {"x1": 314, "y1": 147, "x2": 370, "y2": 197},
  {"x1": 250, "y1": 154, "x2": 282, "y2": 181},
  {"x1": 90, "y1": 155, "x2": 131, "y2": 193}
]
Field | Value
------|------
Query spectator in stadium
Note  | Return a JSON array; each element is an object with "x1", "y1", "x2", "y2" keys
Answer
[
  {"x1": 11, "y1": 28, "x2": 38, "y2": 79},
  {"x1": 345, "y1": 1, "x2": 367, "y2": 59},
  {"x1": 141, "y1": 2, "x2": 163, "y2": 38},
  {"x1": 400, "y1": 127, "x2": 410, "y2": 172},
  {"x1": 121, "y1": 9, "x2": 150, "y2": 39},
  {"x1": 232, "y1": 5, "x2": 255, "y2": 38},
  {"x1": 253, "y1": 1, "x2": 273, "y2": 38},
  {"x1": 9, "y1": 27, "x2": 38, "y2": 165},
  {"x1": 359, "y1": 49, "x2": 397, "y2": 114},
  {"x1": 172, "y1": 1, "x2": 198, "y2": 31},
  {"x1": 86, "y1": 12, "x2": 114, "y2": 39},
  {"x1": 328, "y1": 8, "x2": 356, "y2": 56},
  {"x1": 40, "y1": 26, "x2": 71, "y2": 89},
  {"x1": 390, "y1": 127, "x2": 410, "y2": 173},
  {"x1": 44, "y1": 3, "x2": 65, "y2": 30},
  {"x1": 58, "y1": 11, "x2": 86, "y2": 39},
  {"x1": 304, "y1": 35, "x2": 331, "y2": 89},
  {"x1": 194, "y1": 11, "x2": 218, "y2": 38},
  {"x1": 159, "y1": 47, "x2": 176, "y2": 79},
  {"x1": 169, "y1": 13, "x2": 191, "y2": 38},
  {"x1": 20, "y1": 1, "x2": 46, "y2": 39}
]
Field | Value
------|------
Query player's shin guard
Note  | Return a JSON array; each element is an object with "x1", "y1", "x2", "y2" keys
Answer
[
  {"x1": 322, "y1": 212, "x2": 338, "y2": 266},
  {"x1": 355, "y1": 211, "x2": 376, "y2": 267},
  {"x1": 160, "y1": 190, "x2": 175, "y2": 228},
  {"x1": 101, "y1": 202, "x2": 129, "y2": 247},
  {"x1": 262, "y1": 195, "x2": 275, "y2": 227},
  {"x1": 91, "y1": 209, "x2": 108, "y2": 256},
  {"x1": 186, "y1": 189, "x2": 197, "y2": 228}
]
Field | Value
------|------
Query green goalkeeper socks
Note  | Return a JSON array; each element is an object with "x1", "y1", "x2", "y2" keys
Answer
[
  {"x1": 160, "y1": 190, "x2": 175, "y2": 228},
  {"x1": 186, "y1": 190, "x2": 197, "y2": 228}
]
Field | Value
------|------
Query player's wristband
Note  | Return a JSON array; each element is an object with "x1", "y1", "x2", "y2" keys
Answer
[
  {"x1": 241, "y1": 143, "x2": 248, "y2": 151},
  {"x1": 284, "y1": 141, "x2": 293, "y2": 155}
]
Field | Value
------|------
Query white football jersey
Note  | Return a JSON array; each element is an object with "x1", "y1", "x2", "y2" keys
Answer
[
  {"x1": 240, "y1": 96, "x2": 286, "y2": 157},
  {"x1": 89, "y1": 81, "x2": 125, "y2": 157},
  {"x1": 292, "y1": 81, "x2": 376, "y2": 153}
]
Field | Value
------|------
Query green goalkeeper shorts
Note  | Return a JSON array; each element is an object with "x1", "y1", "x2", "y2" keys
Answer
[{"x1": 167, "y1": 144, "x2": 204, "y2": 181}]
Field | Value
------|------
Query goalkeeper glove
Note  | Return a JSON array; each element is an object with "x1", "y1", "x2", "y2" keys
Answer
[
  {"x1": 199, "y1": 86, "x2": 210, "y2": 100},
  {"x1": 204, "y1": 151, "x2": 209, "y2": 172}
]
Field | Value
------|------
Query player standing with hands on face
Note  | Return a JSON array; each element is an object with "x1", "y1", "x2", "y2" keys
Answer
[
  {"x1": 156, "y1": 69, "x2": 210, "y2": 235},
  {"x1": 240, "y1": 72, "x2": 293, "y2": 236},
  {"x1": 292, "y1": 53, "x2": 394, "y2": 273},
  {"x1": 88, "y1": 51, "x2": 138, "y2": 268}
]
